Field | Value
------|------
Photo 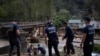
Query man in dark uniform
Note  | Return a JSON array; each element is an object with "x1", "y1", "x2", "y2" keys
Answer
[
  {"x1": 45, "y1": 22, "x2": 60, "y2": 56},
  {"x1": 8, "y1": 20, "x2": 21, "y2": 56},
  {"x1": 62, "y1": 22, "x2": 75, "y2": 55},
  {"x1": 80, "y1": 17, "x2": 95, "y2": 56}
]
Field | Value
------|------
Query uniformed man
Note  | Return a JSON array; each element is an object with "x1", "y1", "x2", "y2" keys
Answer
[
  {"x1": 80, "y1": 17, "x2": 95, "y2": 56},
  {"x1": 45, "y1": 22, "x2": 60, "y2": 56},
  {"x1": 8, "y1": 20, "x2": 21, "y2": 56},
  {"x1": 62, "y1": 22, "x2": 75, "y2": 55}
]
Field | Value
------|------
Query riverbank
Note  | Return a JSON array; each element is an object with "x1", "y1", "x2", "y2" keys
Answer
[
  {"x1": 0, "y1": 37, "x2": 83, "y2": 56},
  {"x1": 0, "y1": 36, "x2": 100, "y2": 56}
]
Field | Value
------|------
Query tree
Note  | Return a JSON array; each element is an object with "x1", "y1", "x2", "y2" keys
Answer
[
  {"x1": 0, "y1": 7, "x2": 7, "y2": 18},
  {"x1": 0, "y1": 0, "x2": 52, "y2": 22},
  {"x1": 58, "y1": 9, "x2": 71, "y2": 21},
  {"x1": 53, "y1": 9, "x2": 71, "y2": 28}
]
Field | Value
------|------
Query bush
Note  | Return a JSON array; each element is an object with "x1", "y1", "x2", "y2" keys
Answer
[
  {"x1": 53, "y1": 16, "x2": 64, "y2": 28},
  {"x1": 93, "y1": 44, "x2": 100, "y2": 53},
  {"x1": 0, "y1": 7, "x2": 7, "y2": 18},
  {"x1": 53, "y1": 9, "x2": 71, "y2": 28}
]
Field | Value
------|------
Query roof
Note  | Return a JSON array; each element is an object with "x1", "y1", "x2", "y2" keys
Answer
[{"x1": 68, "y1": 19, "x2": 82, "y2": 23}]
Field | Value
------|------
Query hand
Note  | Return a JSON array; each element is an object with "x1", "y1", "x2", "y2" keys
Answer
[
  {"x1": 80, "y1": 43, "x2": 83, "y2": 49},
  {"x1": 62, "y1": 37, "x2": 65, "y2": 40}
]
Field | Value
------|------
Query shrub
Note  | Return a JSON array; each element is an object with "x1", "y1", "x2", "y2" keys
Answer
[
  {"x1": 93, "y1": 44, "x2": 100, "y2": 53},
  {"x1": 53, "y1": 9, "x2": 71, "y2": 28}
]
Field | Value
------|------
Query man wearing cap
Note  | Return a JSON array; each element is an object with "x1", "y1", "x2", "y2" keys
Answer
[
  {"x1": 62, "y1": 22, "x2": 75, "y2": 56},
  {"x1": 45, "y1": 22, "x2": 60, "y2": 56},
  {"x1": 8, "y1": 20, "x2": 21, "y2": 56},
  {"x1": 80, "y1": 17, "x2": 95, "y2": 56}
]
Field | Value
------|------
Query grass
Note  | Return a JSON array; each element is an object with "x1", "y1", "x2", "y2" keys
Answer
[{"x1": 93, "y1": 44, "x2": 100, "y2": 53}]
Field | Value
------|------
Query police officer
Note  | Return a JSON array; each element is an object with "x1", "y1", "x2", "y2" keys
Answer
[
  {"x1": 80, "y1": 17, "x2": 95, "y2": 56},
  {"x1": 8, "y1": 20, "x2": 21, "y2": 56},
  {"x1": 62, "y1": 22, "x2": 75, "y2": 55},
  {"x1": 45, "y1": 22, "x2": 60, "y2": 56}
]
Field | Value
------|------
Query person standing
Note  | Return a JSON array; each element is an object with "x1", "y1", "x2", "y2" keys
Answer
[
  {"x1": 45, "y1": 22, "x2": 60, "y2": 56},
  {"x1": 62, "y1": 22, "x2": 75, "y2": 55},
  {"x1": 8, "y1": 20, "x2": 21, "y2": 56},
  {"x1": 80, "y1": 17, "x2": 95, "y2": 56}
]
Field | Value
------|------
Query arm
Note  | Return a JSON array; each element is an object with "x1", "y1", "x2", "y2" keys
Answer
[
  {"x1": 62, "y1": 27, "x2": 68, "y2": 40},
  {"x1": 56, "y1": 28, "x2": 59, "y2": 40},
  {"x1": 63, "y1": 32, "x2": 67, "y2": 40},
  {"x1": 45, "y1": 34, "x2": 48, "y2": 45},
  {"x1": 57, "y1": 32, "x2": 59, "y2": 40},
  {"x1": 44, "y1": 29, "x2": 48, "y2": 45},
  {"x1": 55, "y1": 27, "x2": 59, "y2": 40},
  {"x1": 80, "y1": 33, "x2": 86, "y2": 49},
  {"x1": 15, "y1": 25, "x2": 20, "y2": 36},
  {"x1": 80, "y1": 27, "x2": 87, "y2": 48},
  {"x1": 16, "y1": 29, "x2": 20, "y2": 35},
  {"x1": 81, "y1": 33, "x2": 86, "y2": 44}
]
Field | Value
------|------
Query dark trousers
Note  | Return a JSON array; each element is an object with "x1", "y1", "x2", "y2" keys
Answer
[
  {"x1": 83, "y1": 44, "x2": 93, "y2": 56},
  {"x1": 48, "y1": 40, "x2": 60, "y2": 56},
  {"x1": 66, "y1": 39, "x2": 75, "y2": 54},
  {"x1": 9, "y1": 39, "x2": 21, "y2": 56}
]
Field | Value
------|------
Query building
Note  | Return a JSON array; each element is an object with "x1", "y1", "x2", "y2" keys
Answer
[
  {"x1": 68, "y1": 19, "x2": 83, "y2": 29},
  {"x1": 68, "y1": 19, "x2": 100, "y2": 29}
]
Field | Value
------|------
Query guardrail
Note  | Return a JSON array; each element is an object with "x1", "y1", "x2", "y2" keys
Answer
[
  {"x1": 0, "y1": 21, "x2": 46, "y2": 26},
  {"x1": 0, "y1": 21, "x2": 46, "y2": 28}
]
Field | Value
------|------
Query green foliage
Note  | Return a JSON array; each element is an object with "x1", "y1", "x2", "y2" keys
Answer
[
  {"x1": 92, "y1": 0, "x2": 100, "y2": 16},
  {"x1": 0, "y1": 0, "x2": 51, "y2": 22},
  {"x1": 58, "y1": 9, "x2": 71, "y2": 21},
  {"x1": 0, "y1": 0, "x2": 99, "y2": 22},
  {"x1": 51, "y1": 9, "x2": 57, "y2": 19},
  {"x1": 93, "y1": 44, "x2": 100, "y2": 53},
  {"x1": 53, "y1": 16, "x2": 63, "y2": 28},
  {"x1": 32, "y1": 0, "x2": 51, "y2": 21},
  {"x1": 0, "y1": 7, "x2": 7, "y2": 18},
  {"x1": 53, "y1": 9, "x2": 71, "y2": 28}
]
